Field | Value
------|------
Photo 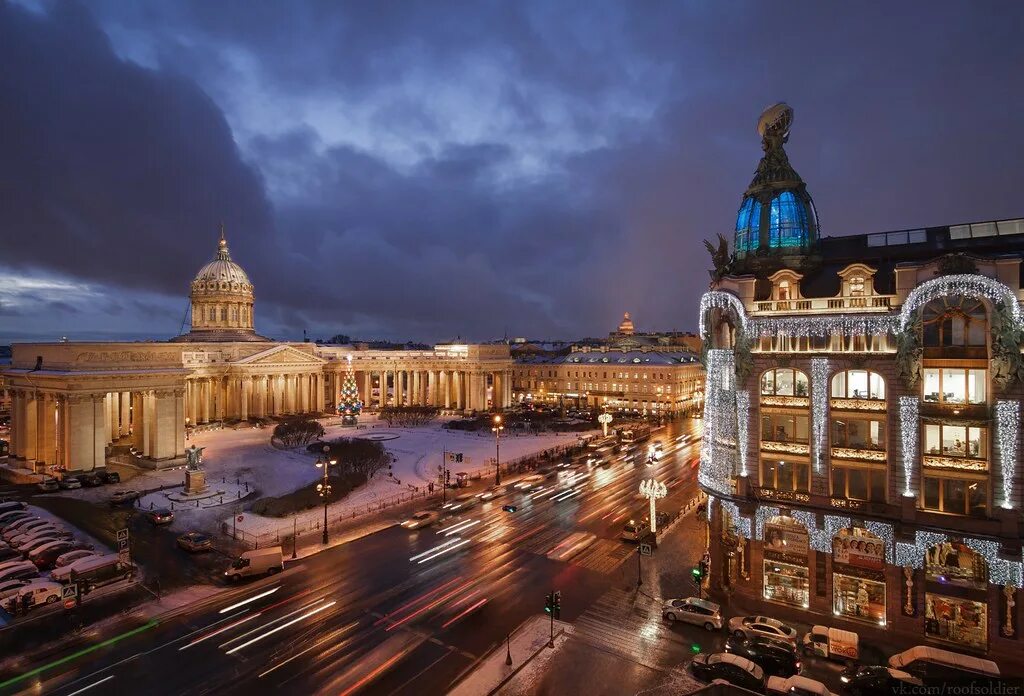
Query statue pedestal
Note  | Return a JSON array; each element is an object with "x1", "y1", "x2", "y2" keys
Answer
[{"x1": 185, "y1": 469, "x2": 208, "y2": 496}]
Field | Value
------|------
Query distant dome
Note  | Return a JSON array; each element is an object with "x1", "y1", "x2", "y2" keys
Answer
[
  {"x1": 734, "y1": 103, "x2": 819, "y2": 257},
  {"x1": 192, "y1": 234, "x2": 252, "y2": 292},
  {"x1": 617, "y1": 312, "x2": 635, "y2": 336}
]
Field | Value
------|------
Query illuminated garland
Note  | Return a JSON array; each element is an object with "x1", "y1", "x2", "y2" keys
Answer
[
  {"x1": 720, "y1": 499, "x2": 751, "y2": 539},
  {"x1": 754, "y1": 505, "x2": 781, "y2": 541},
  {"x1": 996, "y1": 400, "x2": 1020, "y2": 509},
  {"x1": 864, "y1": 520, "x2": 895, "y2": 565},
  {"x1": 899, "y1": 273, "x2": 1021, "y2": 332},
  {"x1": 699, "y1": 291, "x2": 748, "y2": 341},
  {"x1": 899, "y1": 396, "x2": 919, "y2": 497},
  {"x1": 698, "y1": 349, "x2": 738, "y2": 495},
  {"x1": 736, "y1": 390, "x2": 750, "y2": 477},
  {"x1": 810, "y1": 358, "x2": 829, "y2": 473},
  {"x1": 752, "y1": 315, "x2": 896, "y2": 338}
]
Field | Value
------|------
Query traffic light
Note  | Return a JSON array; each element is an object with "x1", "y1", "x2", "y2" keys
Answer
[
  {"x1": 692, "y1": 566, "x2": 702, "y2": 581},
  {"x1": 552, "y1": 591, "x2": 561, "y2": 619},
  {"x1": 699, "y1": 558, "x2": 709, "y2": 579},
  {"x1": 544, "y1": 592, "x2": 553, "y2": 614}
]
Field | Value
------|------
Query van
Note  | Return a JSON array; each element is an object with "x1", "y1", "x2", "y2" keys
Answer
[
  {"x1": 888, "y1": 645, "x2": 1000, "y2": 679},
  {"x1": 224, "y1": 546, "x2": 283, "y2": 581},
  {"x1": 54, "y1": 554, "x2": 130, "y2": 590},
  {"x1": 621, "y1": 517, "x2": 650, "y2": 542},
  {"x1": 802, "y1": 625, "x2": 859, "y2": 661}
]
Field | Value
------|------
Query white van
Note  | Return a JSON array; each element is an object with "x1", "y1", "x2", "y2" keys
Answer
[
  {"x1": 52, "y1": 554, "x2": 130, "y2": 590},
  {"x1": 224, "y1": 546, "x2": 283, "y2": 581},
  {"x1": 889, "y1": 645, "x2": 1000, "y2": 679}
]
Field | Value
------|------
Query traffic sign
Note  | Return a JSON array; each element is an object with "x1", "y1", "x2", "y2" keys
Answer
[
  {"x1": 63, "y1": 598, "x2": 76, "y2": 609},
  {"x1": 237, "y1": 515, "x2": 244, "y2": 522},
  {"x1": 62, "y1": 585, "x2": 77, "y2": 600},
  {"x1": 117, "y1": 538, "x2": 129, "y2": 551},
  {"x1": 116, "y1": 528, "x2": 129, "y2": 542},
  {"x1": 118, "y1": 549, "x2": 130, "y2": 564},
  {"x1": 639, "y1": 543, "x2": 653, "y2": 557}
]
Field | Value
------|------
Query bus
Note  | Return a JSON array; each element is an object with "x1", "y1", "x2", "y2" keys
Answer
[{"x1": 620, "y1": 424, "x2": 651, "y2": 444}]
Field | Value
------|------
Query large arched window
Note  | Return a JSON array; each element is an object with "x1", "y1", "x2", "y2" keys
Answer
[
  {"x1": 831, "y1": 370, "x2": 885, "y2": 401},
  {"x1": 735, "y1": 197, "x2": 761, "y2": 255},
  {"x1": 922, "y1": 296, "x2": 987, "y2": 347},
  {"x1": 768, "y1": 192, "x2": 810, "y2": 248},
  {"x1": 761, "y1": 368, "x2": 809, "y2": 397}
]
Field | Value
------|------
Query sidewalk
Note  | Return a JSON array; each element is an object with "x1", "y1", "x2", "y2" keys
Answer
[{"x1": 449, "y1": 615, "x2": 574, "y2": 696}]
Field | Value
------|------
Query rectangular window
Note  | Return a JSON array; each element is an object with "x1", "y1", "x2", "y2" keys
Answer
[
  {"x1": 924, "y1": 477, "x2": 940, "y2": 510},
  {"x1": 763, "y1": 560, "x2": 809, "y2": 608},
  {"x1": 922, "y1": 476, "x2": 987, "y2": 515},
  {"x1": 922, "y1": 368, "x2": 987, "y2": 404},
  {"x1": 924, "y1": 593, "x2": 987, "y2": 651},
  {"x1": 833, "y1": 574, "x2": 886, "y2": 624}
]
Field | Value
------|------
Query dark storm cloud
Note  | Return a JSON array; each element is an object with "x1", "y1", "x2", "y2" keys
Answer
[{"x1": 3, "y1": 1, "x2": 1024, "y2": 342}]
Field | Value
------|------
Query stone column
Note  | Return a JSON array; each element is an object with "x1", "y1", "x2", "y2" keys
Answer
[
  {"x1": 424, "y1": 370, "x2": 433, "y2": 407},
  {"x1": 148, "y1": 389, "x2": 183, "y2": 460},
  {"x1": 505, "y1": 371, "x2": 512, "y2": 408},
  {"x1": 109, "y1": 393, "x2": 120, "y2": 442},
  {"x1": 453, "y1": 373, "x2": 462, "y2": 410},
  {"x1": 257, "y1": 376, "x2": 266, "y2": 417},
  {"x1": 241, "y1": 377, "x2": 251, "y2": 422},
  {"x1": 23, "y1": 391, "x2": 38, "y2": 463},
  {"x1": 477, "y1": 373, "x2": 487, "y2": 411},
  {"x1": 441, "y1": 371, "x2": 450, "y2": 409},
  {"x1": 198, "y1": 379, "x2": 209, "y2": 423},
  {"x1": 66, "y1": 394, "x2": 103, "y2": 471},
  {"x1": 174, "y1": 388, "x2": 186, "y2": 457},
  {"x1": 40, "y1": 394, "x2": 56, "y2": 468},
  {"x1": 142, "y1": 391, "x2": 153, "y2": 458},
  {"x1": 132, "y1": 393, "x2": 145, "y2": 451},
  {"x1": 120, "y1": 391, "x2": 131, "y2": 437},
  {"x1": 8, "y1": 391, "x2": 19, "y2": 459}
]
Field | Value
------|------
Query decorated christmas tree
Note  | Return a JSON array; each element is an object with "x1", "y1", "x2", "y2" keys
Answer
[{"x1": 337, "y1": 355, "x2": 363, "y2": 423}]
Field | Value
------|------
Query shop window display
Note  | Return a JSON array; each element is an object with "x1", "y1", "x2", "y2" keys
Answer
[
  {"x1": 925, "y1": 593, "x2": 988, "y2": 651},
  {"x1": 833, "y1": 574, "x2": 886, "y2": 624},
  {"x1": 763, "y1": 560, "x2": 809, "y2": 608},
  {"x1": 925, "y1": 542, "x2": 989, "y2": 589}
]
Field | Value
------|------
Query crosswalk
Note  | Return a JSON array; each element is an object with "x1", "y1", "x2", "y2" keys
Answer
[
  {"x1": 572, "y1": 585, "x2": 694, "y2": 671},
  {"x1": 522, "y1": 529, "x2": 636, "y2": 575}
]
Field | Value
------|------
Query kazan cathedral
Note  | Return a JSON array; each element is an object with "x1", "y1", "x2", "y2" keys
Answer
[
  {"x1": 2, "y1": 231, "x2": 512, "y2": 474},
  {"x1": 699, "y1": 103, "x2": 1024, "y2": 661}
]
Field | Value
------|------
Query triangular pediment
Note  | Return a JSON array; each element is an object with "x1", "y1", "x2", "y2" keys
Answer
[{"x1": 233, "y1": 345, "x2": 326, "y2": 366}]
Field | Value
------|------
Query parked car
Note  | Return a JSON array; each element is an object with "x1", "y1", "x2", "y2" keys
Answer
[
  {"x1": 888, "y1": 645, "x2": 1000, "y2": 680},
  {"x1": 401, "y1": 510, "x2": 439, "y2": 530},
  {"x1": 839, "y1": 665, "x2": 922, "y2": 695},
  {"x1": 176, "y1": 532, "x2": 213, "y2": 553},
  {"x1": 0, "y1": 502, "x2": 27, "y2": 515},
  {"x1": 4, "y1": 518, "x2": 52, "y2": 542},
  {"x1": 0, "y1": 579, "x2": 29, "y2": 606},
  {"x1": 0, "y1": 546, "x2": 22, "y2": 563},
  {"x1": 57, "y1": 477, "x2": 82, "y2": 490},
  {"x1": 728, "y1": 615, "x2": 800, "y2": 645},
  {"x1": 662, "y1": 597, "x2": 723, "y2": 630},
  {"x1": 30, "y1": 541, "x2": 91, "y2": 570},
  {"x1": 52, "y1": 554, "x2": 131, "y2": 590},
  {"x1": 77, "y1": 472, "x2": 103, "y2": 487},
  {"x1": 12, "y1": 580, "x2": 63, "y2": 610},
  {"x1": 690, "y1": 652, "x2": 765, "y2": 692},
  {"x1": 16, "y1": 531, "x2": 72, "y2": 553},
  {"x1": 0, "y1": 561, "x2": 40, "y2": 583},
  {"x1": 96, "y1": 470, "x2": 121, "y2": 484},
  {"x1": 0, "y1": 510, "x2": 32, "y2": 526},
  {"x1": 620, "y1": 517, "x2": 650, "y2": 542},
  {"x1": 109, "y1": 490, "x2": 140, "y2": 506},
  {"x1": 146, "y1": 509, "x2": 174, "y2": 525},
  {"x1": 54, "y1": 549, "x2": 99, "y2": 568},
  {"x1": 224, "y1": 546, "x2": 283, "y2": 581},
  {"x1": 725, "y1": 635, "x2": 801, "y2": 677},
  {"x1": 767, "y1": 675, "x2": 838, "y2": 696},
  {"x1": 36, "y1": 478, "x2": 59, "y2": 493}
]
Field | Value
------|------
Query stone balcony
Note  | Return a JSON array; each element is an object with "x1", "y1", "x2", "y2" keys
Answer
[{"x1": 751, "y1": 295, "x2": 895, "y2": 315}]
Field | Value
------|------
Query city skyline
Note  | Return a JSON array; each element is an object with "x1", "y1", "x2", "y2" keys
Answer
[{"x1": 2, "y1": 1, "x2": 1023, "y2": 344}]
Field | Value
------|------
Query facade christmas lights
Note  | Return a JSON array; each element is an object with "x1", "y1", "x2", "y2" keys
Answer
[
  {"x1": 899, "y1": 273, "x2": 1021, "y2": 332},
  {"x1": 899, "y1": 396, "x2": 919, "y2": 497},
  {"x1": 810, "y1": 358, "x2": 829, "y2": 473},
  {"x1": 698, "y1": 349, "x2": 738, "y2": 495},
  {"x1": 865, "y1": 520, "x2": 896, "y2": 564},
  {"x1": 736, "y1": 390, "x2": 750, "y2": 477},
  {"x1": 995, "y1": 400, "x2": 1020, "y2": 509},
  {"x1": 699, "y1": 291, "x2": 748, "y2": 341}
]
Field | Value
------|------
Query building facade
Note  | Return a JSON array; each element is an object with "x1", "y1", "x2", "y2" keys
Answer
[
  {"x1": 2, "y1": 234, "x2": 512, "y2": 474},
  {"x1": 512, "y1": 345, "x2": 704, "y2": 415},
  {"x1": 699, "y1": 104, "x2": 1024, "y2": 662}
]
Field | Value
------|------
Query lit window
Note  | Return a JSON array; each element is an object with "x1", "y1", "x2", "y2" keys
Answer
[
  {"x1": 768, "y1": 192, "x2": 810, "y2": 248},
  {"x1": 831, "y1": 370, "x2": 886, "y2": 400},
  {"x1": 921, "y1": 368, "x2": 986, "y2": 404}
]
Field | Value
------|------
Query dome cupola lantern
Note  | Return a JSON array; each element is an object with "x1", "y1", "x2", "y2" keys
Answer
[
  {"x1": 733, "y1": 103, "x2": 819, "y2": 260},
  {"x1": 172, "y1": 225, "x2": 268, "y2": 342}
]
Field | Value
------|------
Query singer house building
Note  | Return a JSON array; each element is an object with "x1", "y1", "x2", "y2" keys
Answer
[{"x1": 699, "y1": 103, "x2": 1024, "y2": 662}]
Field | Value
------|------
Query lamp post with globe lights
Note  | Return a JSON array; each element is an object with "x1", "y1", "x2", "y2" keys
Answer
[
  {"x1": 598, "y1": 412, "x2": 613, "y2": 437},
  {"x1": 315, "y1": 445, "x2": 337, "y2": 545},
  {"x1": 639, "y1": 478, "x2": 667, "y2": 534},
  {"x1": 491, "y1": 414, "x2": 504, "y2": 485}
]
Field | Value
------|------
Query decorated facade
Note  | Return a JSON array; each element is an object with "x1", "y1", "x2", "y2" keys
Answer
[{"x1": 699, "y1": 103, "x2": 1024, "y2": 660}]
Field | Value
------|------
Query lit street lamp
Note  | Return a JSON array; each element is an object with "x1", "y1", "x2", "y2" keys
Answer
[
  {"x1": 598, "y1": 411, "x2": 613, "y2": 437},
  {"x1": 315, "y1": 445, "x2": 337, "y2": 545},
  {"x1": 639, "y1": 478, "x2": 667, "y2": 533},
  {"x1": 491, "y1": 414, "x2": 504, "y2": 485}
]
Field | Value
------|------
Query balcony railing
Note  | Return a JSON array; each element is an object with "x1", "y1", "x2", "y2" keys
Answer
[
  {"x1": 830, "y1": 397, "x2": 886, "y2": 412},
  {"x1": 922, "y1": 454, "x2": 989, "y2": 473},
  {"x1": 752, "y1": 295, "x2": 895, "y2": 315},
  {"x1": 760, "y1": 440, "x2": 811, "y2": 456},
  {"x1": 760, "y1": 395, "x2": 810, "y2": 408},
  {"x1": 831, "y1": 446, "x2": 887, "y2": 463}
]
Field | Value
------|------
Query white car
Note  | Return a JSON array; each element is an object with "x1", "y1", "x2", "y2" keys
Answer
[
  {"x1": 728, "y1": 615, "x2": 800, "y2": 645},
  {"x1": 401, "y1": 511, "x2": 439, "y2": 530},
  {"x1": 662, "y1": 597, "x2": 723, "y2": 630},
  {"x1": 766, "y1": 675, "x2": 838, "y2": 696},
  {"x1": 0, "y1": 579, "x2": 29, "y2": 605},
  {"x1": 546, "y1": 532, "x2": 597, "y2": 562},
  {"x1": 13, "y1": 580, "x2": 63, "y2": 610},
  {"x1": 55, "y1": 549, "x2": 98, "y2": 568}
]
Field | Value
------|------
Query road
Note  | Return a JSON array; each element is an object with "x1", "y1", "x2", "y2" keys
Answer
[{"x1": 2, "y1": 419, "x2": 705, "y2": 695}]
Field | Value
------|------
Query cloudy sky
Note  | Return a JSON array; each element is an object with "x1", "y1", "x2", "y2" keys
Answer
[{"x1": 1, "y1": 1, "x2": 1022, "y2": 344}]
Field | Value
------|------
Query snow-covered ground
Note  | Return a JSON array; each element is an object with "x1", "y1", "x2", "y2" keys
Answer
[{"x1": 43, "y1": 415, "x2": 596, "y2": 540}]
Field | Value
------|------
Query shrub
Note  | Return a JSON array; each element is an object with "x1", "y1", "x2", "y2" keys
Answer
[
  {"x1": 379, "y1": 406, "x2": 439, "y2": 427},
  {"x1": 272, "y1": 417, "x2": 325, "y2": 448}
]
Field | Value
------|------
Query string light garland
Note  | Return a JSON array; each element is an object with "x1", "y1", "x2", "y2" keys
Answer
[
  {"x1": 810, "y1": 358, "x2": 829, "y2": 473},
  {"x1": 864, "y1": 520, "x2": 895, "y2": 565},
  {"x1": 752, "y1": 315, "x2": 896, "y2": 338},
  {"x1": 699, "y1": 349, "x2": 738, "y2": 495},
  {"x1": 899, "y1": 396, "x2": 919, "y2": 497},
  {"x1": 899, "y1": 274, "x2": 1021, "y2": 332},
  {"x1": 699, "y1": 291, "x2": 748, "y2": 341},
  {"x1": 755, "y1": 505, "x2": 781, "y2": 541},
  {"x1": 996, "y1": 400, "x2": 1020, "y2": 509},
  {"x1": 720, "y1": 499, "x2": 751, "y2": 539},
  {"x1": 736, "y1": 390, "x2": 750, "y2": 477}
]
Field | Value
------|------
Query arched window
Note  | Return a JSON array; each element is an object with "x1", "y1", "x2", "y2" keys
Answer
[
  {"x1": 831, "y1": 370, "x2": 885, "y2": 400},
  {"x1": 761, "y1": 368, "x2": 809, "y2": 397},
  {"x1": 778, "y1": 280, "x2": 791, "y2": 300},
  {"x1": 922, "y1": 296, "x2": 987, "y2": 347},
  {"x1": 768, "y1": 192, "x2": 810, "y2": 248},
  {"x1": 735, "y1": 197, "x2": 761, "y2": 254}
]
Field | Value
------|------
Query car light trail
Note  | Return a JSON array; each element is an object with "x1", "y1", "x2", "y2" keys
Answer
[
  {"x1": 338, "y1": 652, "x2": 406, "y2": 696},
  {"x1": 531, "y1": 487, "x2": 559, "y2": 500},
  {"x1": 64, "y1": 675, "x2": 115, "y2": 696},
  {"x1": 409, "y1": 537, "x2": 465, "y2": 562},
  {"x1": 415, "y1": 538, "x2": 471, "y2": 564},
  {"x1": 258, "y1": 619, "x2": 359, "y2": 678},
  {"x1": 226, "y1": 600, "x2": 337, "y2": 654},
  {"x1": 179, "y1": 612, "x2": 258, "y2": 650},
  {"x1": 384, "y1": 581, "x2": 473, "y2": 631},
  {"x1": 219, "y1": 586, "x2": 280, "y2": 613},
  {"x1": 440, "y1": 518, "x2": 480, "y2": 536},
  {"x1": 551, "y1": 487, "x2": 580, "y2": 502},
  {"x1": 441, "y1": 597, "x2": 488, "y2": 628},
  {"x1": 373, "y1": 577, "x2": 462, "y2": 626},
  {"x1": 219, "y1": 599, "x2": 327, "y2": 649}
]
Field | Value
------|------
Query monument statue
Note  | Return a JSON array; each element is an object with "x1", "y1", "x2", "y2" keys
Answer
[
  {"x1": 185, "y1": 445, "x2": 205, "y2": 471},
  {"x1": 184, "y1": 444, "x2": 208, "y2": 495}
]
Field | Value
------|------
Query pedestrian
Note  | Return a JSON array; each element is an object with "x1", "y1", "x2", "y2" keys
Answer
[
  {"x1": 154, "y1": 577, "x2": 162, "y2": 600},
  {"x1": 21, "y1": 592, "x2": 32, "y2": 615}
]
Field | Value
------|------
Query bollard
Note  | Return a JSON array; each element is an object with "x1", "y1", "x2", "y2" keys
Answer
[
  {"x1": 220, "y1": 496, "x2": 224, "y2": 504},
  {"x1": 196, "y1": 499, "x2": 200, "y2": 508},
  {"x1": 245, "y1": 482, "x2": 249, "y2": 492},
  {"x1": 150, "y1": 501, "x2": 154, "y2": 510},
  {"x1": 237, "y1": 490, "x2": 241, "y2": 499}
]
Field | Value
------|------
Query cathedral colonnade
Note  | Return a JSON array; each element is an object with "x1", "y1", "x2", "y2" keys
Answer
[{"x1": 345, "y1": 367, "x2": 513, "y2": 411}]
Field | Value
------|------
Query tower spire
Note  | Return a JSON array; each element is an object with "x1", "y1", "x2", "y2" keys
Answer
[{"x1": 216, "y1": 222, "x2": 230, "y2": 260}]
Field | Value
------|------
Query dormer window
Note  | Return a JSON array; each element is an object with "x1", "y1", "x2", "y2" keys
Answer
[
  {"x1": 778, "y1": 280, "x2": 791, "y2": 300},
  {"x1": 849, "y1": 276, "x2": 865, "y2": 296}
]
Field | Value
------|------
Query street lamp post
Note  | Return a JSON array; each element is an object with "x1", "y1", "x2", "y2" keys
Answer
[
  {"x1": 598, "y1": 411, "x2": 613, "y2": 437},
  {"x1": 639, "y1": 478, "x2": 668, "y2": 534},
  {"x1": 315, "y1": 445, "x2": 337, "y2": 545},
  {"x1": 491, "y1": 415, "x2": 504, "y2": 485}
]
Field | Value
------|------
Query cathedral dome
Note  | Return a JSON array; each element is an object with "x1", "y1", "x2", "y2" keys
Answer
[
  {"x1": 191, "y1": 234, "x2": 253, "y2": 293},
  {"x1": 734, "y1": 103, "x2": 819, "y2": 258}
]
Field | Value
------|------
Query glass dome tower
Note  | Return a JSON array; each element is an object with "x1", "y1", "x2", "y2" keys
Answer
[{"x1": 734, "y1": 103, "x2": 819, "y2": 258}]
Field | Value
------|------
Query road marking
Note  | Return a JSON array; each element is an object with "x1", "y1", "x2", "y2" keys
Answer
[
  {"x1": 64, "y1": 674, "x2": 115, "y2": 696},
  {"x1": 219, "y1": 586, "x2": 280, "y2": 613},
  {"x1": 226, "y1": 600, "x2": 336, "y2": 654}
]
